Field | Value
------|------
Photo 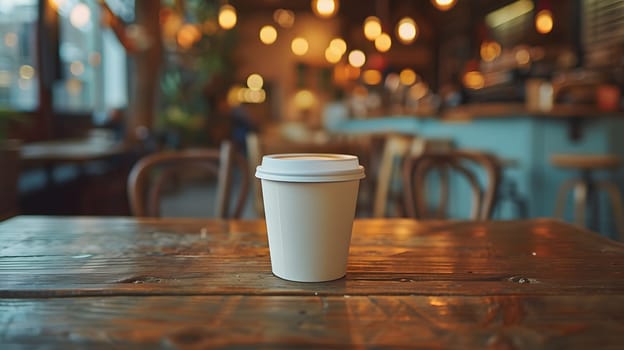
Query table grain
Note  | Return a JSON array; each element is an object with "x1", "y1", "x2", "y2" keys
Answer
[{"x1": 1, "y1": 216, "x2": 623, "y2": 349}]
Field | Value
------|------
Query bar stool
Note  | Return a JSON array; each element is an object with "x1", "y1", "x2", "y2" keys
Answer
[{"x1": 551, "y1": 154, "x2": 624, "y2": 239}]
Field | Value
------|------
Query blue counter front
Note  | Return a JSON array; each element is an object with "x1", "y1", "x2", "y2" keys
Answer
[{"x1": 330, "y1": 115, "x2": 624, "y2": 239}]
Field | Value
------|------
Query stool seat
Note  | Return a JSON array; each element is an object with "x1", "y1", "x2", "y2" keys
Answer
[{"x1": 551, "y1": 154, "x2": 622, "y2": 170}]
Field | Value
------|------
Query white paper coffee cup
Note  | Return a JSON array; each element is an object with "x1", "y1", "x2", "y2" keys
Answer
[{"x1": 255, "y1": 153, "x2": 365, "y2": 282}]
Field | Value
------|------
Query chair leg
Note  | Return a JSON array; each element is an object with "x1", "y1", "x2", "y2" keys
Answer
[
  {"x1": 572, "y1": 181, "x2": 588, "y2": 228},
  {"x1": 596, "y1": 181, "x2": 624, "y2": 240},
  {"x1": 554, "y1": 179, "x2": 580, "y2": 219}
]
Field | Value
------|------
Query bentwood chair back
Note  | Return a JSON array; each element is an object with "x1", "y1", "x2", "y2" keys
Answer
[
  {"x1": 127, "y1": 141, "x2": 248, "y2": 218},
  {"x1": 373, "y1": 135, "x2": 454, "y2": 217},
  {"x1": 402, "y1": 150, "x2": 501, "y2": 220}
]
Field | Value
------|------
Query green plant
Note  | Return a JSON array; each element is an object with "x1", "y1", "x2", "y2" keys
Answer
[{"x1": 156, "y1": 0, "x2": 238, "y2": 148}]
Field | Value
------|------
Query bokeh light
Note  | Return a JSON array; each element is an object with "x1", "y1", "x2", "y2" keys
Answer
[
  {"x1": 329, "y1": 38, "x2": 347, "y2": 55},
  {"x1": 246, "y1": 73, "x2": 264, "y2": 91},
  {"x1": 514, "y1": 47, "x2": 531, "y2": 65},
  {"x1": 4, "y1": 32, "x2": 17, "y2": 47},
  {"x1": 348, "y1": 50, "x2": 366, "y2": 68},
  {"x1": 70, "y1": 61, "x2": 84, "y2": 76},
  {"x1": 408, "y1": 82, "x2": 429, "y2": 100},
  {"x1": 396, "y1": 17, "x2": 418, "y2": 44},
  {"x1": 177, "y1": 24, "x2": 202, "y2": 49},
  {"x1": 480, "y1": 41, "x2": 501, "y2": 62},
  {"x1": 273, "y1": 9, "x2": 295, "y2": 28},
  {"x1": 362, "y1": 70, "x2": 382, "y2": 85},
  {"x1": 218, "y1": 4, "x2": 237, "y2": 30},
  {"x1": 463, "y1": 71, "x2": 485, "y2": 89},
  {"x1": 294, "y1": 89, "x2": 317, "y2": 109},
  {"x1": 291, "y1": 37, "x2": 309, "y2": 56},
  {"x1": 431, "y1": 0, "x2": 457, "y2": 11},
  {"x1": 69, "y1": 3, "x2": 91, "y2": 29},
  {"x1": 385, "y1": 73, "x2": 400, "y2": 91},
  {"x1": 259, "y1": 25, "x2": 277, "y2": 45},
  {"x1": 325, "y1": 47, "x2": 342, "y2": 63},
  {"x1": 312, "y1": 0, "x2": 339, "y2": 19},
  {"x1": 374, "y1": 33, "x2": 392, "y2": 52},
  {"x1": 535, "y1": 9, "x2": 553, "y2": 34},
  {"x1": 399, "y1": 68, "x2": 418, "y2": 85},
  {"x1": 363, "y1": 16, "x2": 382, "y2": 41}
]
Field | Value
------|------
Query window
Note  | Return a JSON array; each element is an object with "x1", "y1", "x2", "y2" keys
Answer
[
  {"x1": 0, "y1": 0, "x2": 129, "y2": 113},
  {"x1": 0, "y1": 0, "x2": 39, "y2": 111}
]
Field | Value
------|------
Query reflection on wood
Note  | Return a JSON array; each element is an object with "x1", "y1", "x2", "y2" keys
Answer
[{"x1": 2, "y1": 295, "x2": 623, "y2": 348}]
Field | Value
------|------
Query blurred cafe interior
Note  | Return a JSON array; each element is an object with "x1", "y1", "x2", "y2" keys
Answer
[{"x1": 1, "y1": 0, "x2": 623, "y2": 240}]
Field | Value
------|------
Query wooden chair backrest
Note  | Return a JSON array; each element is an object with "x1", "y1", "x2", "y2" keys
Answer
[
  {"x1": 373, "y1": 135, "x2": 454, "y2": 217},
  {"x1": 127, "y1": 141, "x2": 248, "y2": 218},
  {"x1": 401, "y1": 150, "x2": 501, "y2": 220}
]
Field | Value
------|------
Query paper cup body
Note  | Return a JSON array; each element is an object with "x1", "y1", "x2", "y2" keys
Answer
[{"x1": 255, "y1": 154, "x2": 365, "y2": 282}]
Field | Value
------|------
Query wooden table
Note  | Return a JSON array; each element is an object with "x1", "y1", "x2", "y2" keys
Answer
[
  {"x1": 20, "y1": 138, "x2": 128, "y2": 165},
  {"x1": 1, "y1": 216, "x2": 623, "y2": 348}
]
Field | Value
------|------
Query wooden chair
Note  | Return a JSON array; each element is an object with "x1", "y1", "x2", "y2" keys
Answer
[
  {"x1": 127, "y1": 141, "x2": 248, "y2": 218},
  {"x1": 373, "y1": 135, "x2": 454, "y2": 217},
  {"x1": 402, "y1": 150, "x2": 501, "y2": 220}
]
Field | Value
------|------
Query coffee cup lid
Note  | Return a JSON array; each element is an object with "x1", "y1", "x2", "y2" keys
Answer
[{"x1": 255, "y1": 153, "x2": 365, "y2": 182}]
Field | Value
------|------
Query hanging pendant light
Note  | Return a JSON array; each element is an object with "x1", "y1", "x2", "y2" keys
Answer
[
  {"x1": 431, "y1": 0, "x2": 457, "y2": 11},
  {"x1": 311, "y1": 0, "x2": 339, "y2": 19}
]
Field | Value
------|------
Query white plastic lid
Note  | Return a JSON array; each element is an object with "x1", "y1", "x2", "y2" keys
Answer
[{"x1": 255, "y1": 153, "x2": 366, "y2": 182}]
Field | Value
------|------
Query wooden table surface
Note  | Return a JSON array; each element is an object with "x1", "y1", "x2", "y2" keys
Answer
[
  {"x1": 1, "y1": 216, "x2": 623, "y2": 349},
  {"x1": 20, "y1": 138, "x2": 128, "y2": 168}
]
